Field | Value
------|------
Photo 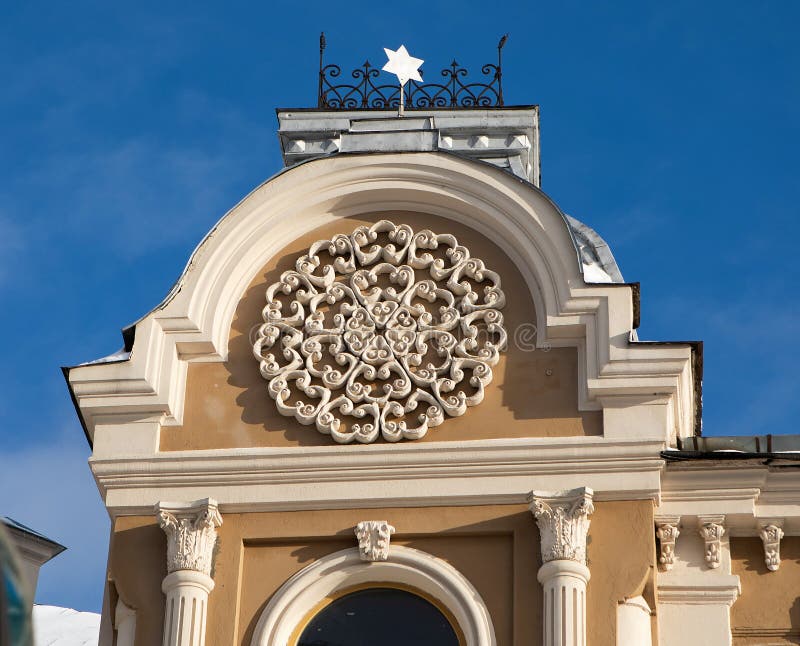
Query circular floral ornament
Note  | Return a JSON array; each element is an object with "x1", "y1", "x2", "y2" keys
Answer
[{"x1": 252, "y1": 220, "x2": 507, "y2": 444}]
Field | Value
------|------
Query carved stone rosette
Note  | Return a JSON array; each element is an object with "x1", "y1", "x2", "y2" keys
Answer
[
  {"x1": 252, "y1": 220, "x2": 507, "y2": 444},
  {"x1": 355, "y1": 520, "x2": 396, "y2": 562},
  {"x1": 157, "y1": 498, "x2": 222, "y2": 576},
  {"x1": 698, "y1": 516, "x2": 725, "y2": 569},
  {"x1": 655, "y1": 516, "x2": 681, "y2": 571},
  {"x1": 759, "y1": 521, "x2": 784, "y2": 572},
  {"x1": 529, "y1": 487, "x2": 594, "y2": 564},
  {"x1": 529, "y1": 488, "x2": 594, "y2": 646}
]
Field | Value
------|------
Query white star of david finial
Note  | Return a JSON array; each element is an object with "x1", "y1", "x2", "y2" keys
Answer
[{"x1": 382, "y1": 45, "x2": 423, "y2": 86}]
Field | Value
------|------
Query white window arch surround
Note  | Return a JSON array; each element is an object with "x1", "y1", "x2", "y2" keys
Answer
[{"x1": 250, "y1": 545, "x2": 497, "y2": 646}]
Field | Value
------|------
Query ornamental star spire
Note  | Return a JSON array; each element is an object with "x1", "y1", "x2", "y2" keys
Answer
[{"x1": 382, "y1": 45, "x2": 423, "y2": 86}]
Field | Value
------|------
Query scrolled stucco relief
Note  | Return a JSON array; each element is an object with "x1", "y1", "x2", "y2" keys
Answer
[
  {"x1": 758, "y1": 521, "x2": 784, "y2": 572},
  {"x1": 252, "y1": 220, "x2": 508, "y2": 444},
  {"x1": 156, "y1": 499, "x2": 222, "y2": 575},
  {"x1": 698, "y1": 516, "x2": 725, "y2": 570},
  {"x1": 354, "y1": 520, "x2": 396, "y2": 562},
  {"x1": 529, "y1": 487, "x2": 594, "y2": 564},
  {"x1": 655, "y1": 516, "x2": 681, "y2": 571}
]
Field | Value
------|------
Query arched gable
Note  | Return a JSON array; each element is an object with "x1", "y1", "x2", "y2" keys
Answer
[{"x1": 68, "y1": 151, "x2": 695, "y2": 459}]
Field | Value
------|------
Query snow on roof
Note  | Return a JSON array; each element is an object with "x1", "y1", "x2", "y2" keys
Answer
[
  {"x1": 565, "y1": 215, "x2": 625, "y2": 284},
  {"x1": 33, "y1": 605, "x2": 100, "y2": 646},
  {"x1": 77, "y1": 347, "x2": 131, "y2": 367}
]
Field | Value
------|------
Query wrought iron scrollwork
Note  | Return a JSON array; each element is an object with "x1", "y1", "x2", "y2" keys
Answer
[{"x1": 317, "y1": 33, "x2": 508, "y2": 109}]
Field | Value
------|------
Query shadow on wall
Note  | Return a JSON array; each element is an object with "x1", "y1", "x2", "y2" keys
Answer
[
  {"x1": 109, "y1": 520, "x2": 167, "y2": 646},
  {"x1": 731, "y1": 536, "x2": 800, "y2": 641}
]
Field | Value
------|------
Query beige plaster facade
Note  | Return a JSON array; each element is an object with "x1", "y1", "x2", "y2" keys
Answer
[
  {"x1": 65, "y1": 108, "x2": 800, "y2": 646},
  {"x1": 106, "y1": 501, "x2": 655, "y2": 646}
]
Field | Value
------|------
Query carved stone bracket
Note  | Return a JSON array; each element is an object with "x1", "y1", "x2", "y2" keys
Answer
[
  {"x1": 355, "y1": 520, "x2": 396, "y2": 562},
  {"x1": 758, "y1": 520, "x2": 784, "y2": 572},
  {"x1": 698, "y1": 515, "x2": 725, "y2": 570},
  {"x1": 529, "y1": 487, "x2": 594, "y2": 564},
  {"x1": 655, "y1": 516, "x2": 681, "y2": 571},
  {"x1": 156, "y1": 498, "x2": 223, "y2": 576}
]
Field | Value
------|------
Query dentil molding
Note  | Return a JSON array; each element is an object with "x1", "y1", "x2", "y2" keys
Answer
[
  {"x1": 529, "y1": 487, "x2": 594, "y2": 564},
  {"x1": 156, "y1": 498, "x2": 222, "y2": 576}
]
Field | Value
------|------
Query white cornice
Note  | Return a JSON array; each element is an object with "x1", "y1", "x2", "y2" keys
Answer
[
  {"x1": 90, "y1": 437, "x2": 664, "y2": 517},
  {"x1": 657, "y1": 576, "x2": 741, "y2": 606},
  {"x1": 659, "y1": 463, "x2": 800, "y2": 536}
]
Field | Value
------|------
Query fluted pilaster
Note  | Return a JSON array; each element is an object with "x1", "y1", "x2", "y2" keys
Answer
[
  {"x1": 156, "y1": 498, "x2": 222, "y2": 646},
  {"x1": 530, "y1": 487, "x2": 594, "y2": 646}
]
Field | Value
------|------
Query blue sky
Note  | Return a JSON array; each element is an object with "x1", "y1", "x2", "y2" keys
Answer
[{"x1": 1, "y1": 1, "x2": 798, "y2": 613}]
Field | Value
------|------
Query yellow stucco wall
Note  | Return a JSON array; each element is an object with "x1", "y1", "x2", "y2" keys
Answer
[
  {"x1": 107, "y1": 501, "x2": 654, "y2": 646},
  {"x1": 731, "y1": 536, "x2": 800, "y2": 645}
]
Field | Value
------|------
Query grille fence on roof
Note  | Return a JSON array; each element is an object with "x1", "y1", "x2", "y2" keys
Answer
[{"x1": 317, "y1": 33, "x2": 507, "y2": 109}]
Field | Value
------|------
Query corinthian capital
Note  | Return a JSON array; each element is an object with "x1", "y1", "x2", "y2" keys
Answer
[
  {"x1": 529, "y1": 487, "x2": 594, "y2": 564},
  {"x1": 156, "y1": 498, "x2": 222, "y2": 576}
]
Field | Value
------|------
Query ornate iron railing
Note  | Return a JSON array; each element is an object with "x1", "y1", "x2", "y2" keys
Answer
[{"x1": 317, "y1": 33, "x2": 507, "y2": 109}]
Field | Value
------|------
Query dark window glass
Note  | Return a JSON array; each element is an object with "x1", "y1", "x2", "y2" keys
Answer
[{"x1": 298, "y1": 587, "x2": 459, "y2": 646}]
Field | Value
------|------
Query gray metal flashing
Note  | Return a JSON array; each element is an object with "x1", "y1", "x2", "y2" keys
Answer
[
  {"x1": 275, "y1": 104, "x2": 540, "y2": 114},
  {"x1": 663, "y1": 451, "x2": 800, "y2": 465},
  {"x1": 2, "y1": 518, "x2": 66, "y2": 557},
  {"x1": 679, "y1": 434, "x2": 800, "y2": 454},
  {"x1": 276, "y1": 107, "x2": 541, "y2": 187}
]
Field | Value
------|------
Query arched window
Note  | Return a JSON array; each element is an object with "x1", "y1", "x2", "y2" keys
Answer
[
  {"x1": 296, "y1": 586, "x2": 461, "y2": 646},
  {"x1": 251, "y1": 546, "x2": 496, "y2": 646}
]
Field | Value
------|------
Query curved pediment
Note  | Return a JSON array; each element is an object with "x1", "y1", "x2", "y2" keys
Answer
[
  {"x1": 68, "y1": 151, "x2": 696, "y2": 456},
  {"x1": 159, "y1": 209, "x2": 601, "y2": 450}
]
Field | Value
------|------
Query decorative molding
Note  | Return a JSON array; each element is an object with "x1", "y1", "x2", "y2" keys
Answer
[
  {"x1": 92, "y1": 437, "x2": 664, "y2": 517},
  {"x1": 698, "y1": 515, "x2": 725, "y2": 569},
  {"x1": 252, "y1": 220, "x2": 507, "y2": 444},
  {"x1": 529, "y1": 487, "x2": 594, "y2": 564},
  {"x1": 156, "y1": 498, "x2": 222, "y2": 576},
  {"x1": 657, "y1": 577, "x2": 741, "y2": 606},
  {"x1": 758, "y1": 521, "x2": 784, "y2": 571},
  {"x1": 658, "y1": 466, "x2": 800, "y2": 536},
  {"x1": 732, "y1": 627, "x2": 800, "y2": 639},
  {"x1": 655, "y1": 516, "x2": 681, "y2": 571},
  {"x1": 355, "y1": 520, "x2": 395, "y2": 561},
  {"x1": 68, "y1": 153, "x2": 696, "y2": 447},
  {"x1": 250, "y1": 546, "x2": 497, "y2": 646}
]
